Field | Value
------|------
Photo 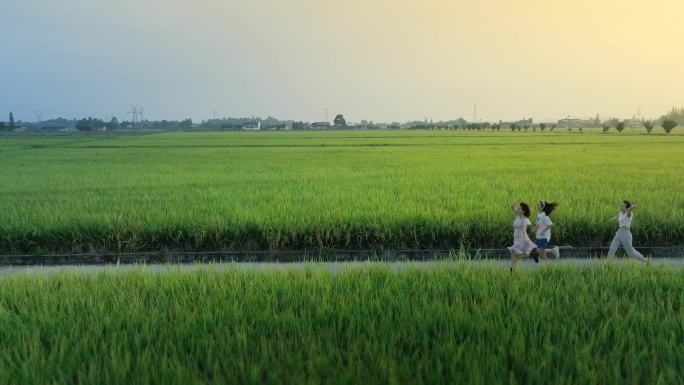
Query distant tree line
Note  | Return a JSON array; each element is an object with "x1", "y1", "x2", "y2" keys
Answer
[
  {"x1": 2, "y1": 107, "x2": 681, "y2": 134},
  {"x1": 0, "y1": 112, "x2": 16, "y2": 130},
  {"x1": 201, "y1": 116, "x2": 289, "y2": 130}
]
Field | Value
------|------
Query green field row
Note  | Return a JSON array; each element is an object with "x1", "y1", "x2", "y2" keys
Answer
[
  {"x1": 1, "y1": 264, "x2": 682, "y2": 384},
  {"x1": 1, "y1": 130, "x2": 683, "y2": 253}
]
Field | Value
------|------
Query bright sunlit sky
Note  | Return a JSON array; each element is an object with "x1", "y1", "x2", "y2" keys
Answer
[{"x1": 2, "y1": 0, "x2": 683, "y2": 123}]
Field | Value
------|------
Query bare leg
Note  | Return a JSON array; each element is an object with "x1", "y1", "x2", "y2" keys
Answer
[
  {"x1": 538, "y1": 248, "x2": 547, "y2": 260},
  {"x1": 510, "y1": 252, "x2": 518, "y2": 272}
]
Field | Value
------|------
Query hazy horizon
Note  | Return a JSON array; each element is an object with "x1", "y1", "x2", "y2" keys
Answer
[{"x1": 2, "y1": 0, "x2": 683, "y2": 123}]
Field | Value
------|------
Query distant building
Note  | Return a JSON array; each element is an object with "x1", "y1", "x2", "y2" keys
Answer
[
  {"x1": 40, "y1": 126, "x2": 69, "y2": 132},
  {"x1": 292, "y1": 121, "x2": 309, "y2": 130},
  {"x1": 501, "y1": 118, "x2": 533, "y2": 129},
  {"x1": 311, "y1": 122, "x2": 331, "y2": 129},
  {"x1": 266, "y1": 124, "x2": 286, "y2": 130},
  {"x1": 557, "y1": 118, "x2": 582, "y2": 128},
  {"x1": 0, "y1": 122, "x2": 27, "y2": 131},
  {"x1": 240, "y1": 121, "x2": 261, "y2": 131},
  {"x1": 625, "y1": 118, "x2": 642, "y2": 128}
]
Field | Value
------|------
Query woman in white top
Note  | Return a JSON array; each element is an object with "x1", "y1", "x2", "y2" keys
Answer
[
  {"x1": 508, "y1": 202, "x2": 537, "y2": 272},
  {"x1": 607, "y1": 200, "x2": 645, "y2": 261},
  {"x1": 533, "y1": 200, "x2": 561, "y2": 262}
]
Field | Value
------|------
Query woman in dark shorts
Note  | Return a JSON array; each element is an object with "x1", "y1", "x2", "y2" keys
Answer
[{"x1": 533, "y1": 200, "x2": 560, "y2": 262}]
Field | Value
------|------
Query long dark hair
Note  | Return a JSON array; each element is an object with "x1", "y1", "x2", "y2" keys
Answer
[
  {"x1": 540, "y1": 200, "x2": 558, "y2": 215},
  {"x1": 519, "y1": 202, "x2": 531, "y2": 217},
  {"x1": 623, "y1": 200, "x2": 632, "y2": 208}
]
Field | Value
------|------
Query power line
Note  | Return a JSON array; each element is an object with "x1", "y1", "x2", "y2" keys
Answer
[
  {"x1": 127, "y1": 105, "x2": 143, "y2": 124},
  {"x1": 127, "y1": 105, "x2": 138, "y2": 123}
]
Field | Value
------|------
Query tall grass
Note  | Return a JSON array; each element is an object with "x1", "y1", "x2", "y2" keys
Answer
[
  {"x1": 0, "y1": 263, "x2": 683, "y2": 384},
  {"x1": 1, "y1": 130, "x2": 683, "y2": 253}
]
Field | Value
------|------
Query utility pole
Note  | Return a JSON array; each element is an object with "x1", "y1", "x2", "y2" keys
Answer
[
  {"x1": 128, "y1": 105, "x2": 139, "y2": 124},
  {"x1": 212, "y1": 108, "x2": 217, "y2": 120},
  {"x1": 473, "y1": 103, "x2": 477, "y2": 123}
]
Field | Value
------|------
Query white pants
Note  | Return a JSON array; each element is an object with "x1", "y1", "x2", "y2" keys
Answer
[{"x1": 608, "y1": 228, "x2": 644, "y2": 261}]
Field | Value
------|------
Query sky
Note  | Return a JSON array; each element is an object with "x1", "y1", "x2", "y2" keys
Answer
[{"x1": 2, "y1": 0, "x2": 683, "y2": 123}]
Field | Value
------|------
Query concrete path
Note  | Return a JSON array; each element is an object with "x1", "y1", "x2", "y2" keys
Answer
[
  {"x1": 1, "y1": 258, "x2": 683, "y2": 279},
  {"x1": 3, "y1": 246, "x2": 683, "y2": 266}
]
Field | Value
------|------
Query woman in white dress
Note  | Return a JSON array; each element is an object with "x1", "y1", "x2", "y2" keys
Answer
[{"x1": 509, "y1": 202, "x2": 537, "y2": 272}]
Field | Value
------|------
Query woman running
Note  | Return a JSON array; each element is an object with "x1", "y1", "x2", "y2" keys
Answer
[
  {"x1": 607, "y1": 200, "x2": 645, "y2": 261},
  {"x1": 508, "y1": 202, "x2": 537, "y2": 272},
  {"x1": 533, "y1": 200, "x2": 560, "y2": 262}
]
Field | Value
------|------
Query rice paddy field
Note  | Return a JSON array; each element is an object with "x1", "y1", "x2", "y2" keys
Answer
[
  {"x1": 1, "y1": 129, "x2": 683, "y2": 253},
  {"x1": 0, "y1": 263, "x2": 682, "y2": 385}
]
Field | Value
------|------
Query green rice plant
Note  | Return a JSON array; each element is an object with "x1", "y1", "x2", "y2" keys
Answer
[
  {"x1": 0, "y1": 263, "x2": 683, "y2": 384},
  {"x1": 0, "y1": 130, "x2": 683, "y2": 253}
]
